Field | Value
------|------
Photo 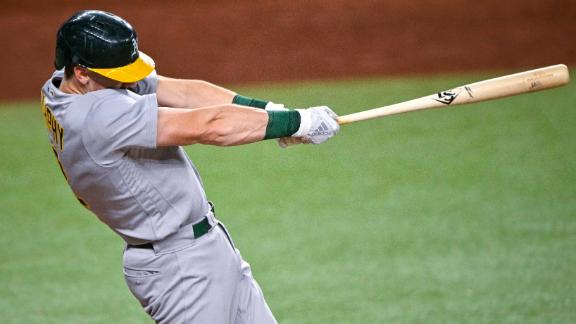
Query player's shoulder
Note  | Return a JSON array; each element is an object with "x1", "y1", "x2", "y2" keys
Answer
[
  {"x1": 90, "y1": 88, "x2": 140, "y2": 106},
  {"x1": 86, "y1": 89, "x2": 157, "y2": 124},
  {"x1": 133, "y1": 70, "x2": 158, "y2": 95}
]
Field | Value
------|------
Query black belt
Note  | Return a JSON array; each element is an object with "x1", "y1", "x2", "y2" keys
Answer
[{"x1": 129, "y1": 216, "x2": 213, "y2": 249}]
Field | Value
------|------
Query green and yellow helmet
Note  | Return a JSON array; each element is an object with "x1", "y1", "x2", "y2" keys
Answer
[{"x1": 55, "y1": 10, "x2": 155, "y2": 83}]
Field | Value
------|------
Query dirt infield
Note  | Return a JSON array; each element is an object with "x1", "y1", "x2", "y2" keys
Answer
[{"x1": 1, "y1": 0, "x2": 575, "y2": 100}]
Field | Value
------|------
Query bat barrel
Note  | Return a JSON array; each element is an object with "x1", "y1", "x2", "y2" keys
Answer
[
  {"x1": 337, "y1": 64, "x2": 570, "y2": 125},
  {"x1": 462, "y1": 64, "x2": 569, "y2": 103}
]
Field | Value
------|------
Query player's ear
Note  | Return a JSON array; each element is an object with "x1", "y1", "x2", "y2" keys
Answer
[{"x1": 73, "y1": 66, "x2": 91, "y2": 85}]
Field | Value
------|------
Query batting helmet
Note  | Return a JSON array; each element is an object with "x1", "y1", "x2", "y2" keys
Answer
[{"x1": 55, "y1": 10, "x2": 155, "y2": 83}]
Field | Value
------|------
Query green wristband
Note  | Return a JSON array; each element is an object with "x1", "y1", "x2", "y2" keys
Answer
[
  {"x1": 233, "y1": 94, "x2": 269, "y2": 109},
  {"x1": 264, "y1": 110, "x2": 301, "y2": 139}
]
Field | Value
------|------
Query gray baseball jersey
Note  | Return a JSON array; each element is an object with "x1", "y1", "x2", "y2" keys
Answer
[
  {"x1": 41, "y1": 70, "x2": 276, "y2": 323},
  {"x1": 41, "y1": 70, "x2": 210, "y2": 245}
]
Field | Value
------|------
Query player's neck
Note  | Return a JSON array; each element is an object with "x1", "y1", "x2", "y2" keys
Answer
[
  {"x1": 60, "y1": 77, "x2": 86, "y2": 95},
  {"x1": 60, "y1": 77, "x2": 106, "y2": 95}
]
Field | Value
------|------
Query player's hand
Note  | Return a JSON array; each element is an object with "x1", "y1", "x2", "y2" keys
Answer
[
  {"x1": 292, "y1": 106, "x2": 340, "y2": 144},
  {"x1": 278, "y1": 136, "x2": 308, "y2": 147}
]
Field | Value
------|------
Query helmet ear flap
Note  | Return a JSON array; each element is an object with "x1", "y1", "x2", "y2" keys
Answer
[{"x1": 54, "y1": 31, "x2": 70, "y2": 70}]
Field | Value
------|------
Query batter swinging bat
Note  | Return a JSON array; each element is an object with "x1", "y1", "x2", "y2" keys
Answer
[{"x1": 337, "y1": 64, "x2": 570, "y2": 125}]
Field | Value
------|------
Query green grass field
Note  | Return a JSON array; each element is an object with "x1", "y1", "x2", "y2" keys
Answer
[{"x1": 1, "y1": 69, "x2": 575, "y2": 323}]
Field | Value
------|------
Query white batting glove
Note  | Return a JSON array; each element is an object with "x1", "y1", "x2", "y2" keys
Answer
[{"x1": 292, "y1": 106, "x2": 340, "y2": 144}]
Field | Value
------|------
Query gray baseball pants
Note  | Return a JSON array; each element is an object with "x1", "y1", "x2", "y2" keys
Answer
[{"x1": 122, "y1": 215, "x2": 276, "y2": 323}]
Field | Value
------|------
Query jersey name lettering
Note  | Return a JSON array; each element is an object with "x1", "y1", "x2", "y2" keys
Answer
[{"x1": 41, "y1": 94, "x2": 65, "y2": 151}]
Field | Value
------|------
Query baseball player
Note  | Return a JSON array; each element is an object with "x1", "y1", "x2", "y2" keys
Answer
[{"x1": 41, "y1": 10, "x2": 339, "y2": 324}]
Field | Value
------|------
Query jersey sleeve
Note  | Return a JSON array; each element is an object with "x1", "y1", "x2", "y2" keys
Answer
[
  {"x1": 83, "y1": 92, "x2": 158, "y2": 166},
  {"x1": 131, "y1": 70, "x2": 158, "y2": 95}
]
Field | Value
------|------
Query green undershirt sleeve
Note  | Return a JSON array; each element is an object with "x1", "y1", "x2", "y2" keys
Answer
[{"x1": 232, "y1": 94, "x2": 269, "y2": 109}]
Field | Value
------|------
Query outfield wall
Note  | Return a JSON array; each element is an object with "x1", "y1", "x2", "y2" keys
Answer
[{"x1": 2, "y1": 0, "x2": 575, "y2": 100}]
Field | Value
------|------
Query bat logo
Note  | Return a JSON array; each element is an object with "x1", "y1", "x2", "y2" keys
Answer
[
  {"x1": 529, "y1": 80, "x2": 542, "y2": 90},
  {"x1": 434, "y1": 89, "x2": 459, "y2": 105},
  {"x1": 464, "y1": 86, "x2": 474, "y2": 98}
]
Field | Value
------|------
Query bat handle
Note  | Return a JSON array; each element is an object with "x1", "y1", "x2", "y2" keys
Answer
[{"x1": 336, "y1": 116, "x2": 352, "y2": 125}]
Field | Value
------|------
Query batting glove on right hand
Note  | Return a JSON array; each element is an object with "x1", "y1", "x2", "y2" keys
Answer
[{"x1": 291, "y1": 106, "x2": 340, "y2": 144}]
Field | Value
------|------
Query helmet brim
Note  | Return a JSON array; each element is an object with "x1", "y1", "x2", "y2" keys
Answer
[{"x1": 88, "y1": 51, "x2": 155, "y2": 83}]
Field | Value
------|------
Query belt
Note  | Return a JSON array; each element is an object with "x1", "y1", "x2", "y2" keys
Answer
[
  {"x1": 128, "y1": 201, "x2": 217, "y2": 253},
  {"x1": 129, "y1": 216, "x2": 214, "y2": 250}
]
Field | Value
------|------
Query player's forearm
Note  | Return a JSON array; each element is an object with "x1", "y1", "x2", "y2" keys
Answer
[
  {"x1": 157, "y1": 105, "x2": 268, "y2": 146},
  {"x1": 156, "y1": 76, "x2": 237, "y2": 109},
  {"x1": 157, "y1": 103, "x2": 340, "y2": 147}
]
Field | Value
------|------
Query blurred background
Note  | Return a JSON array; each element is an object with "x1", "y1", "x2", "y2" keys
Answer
[
  {"x1": 1, "y1": 0, "x2": 574, "y2": 100},
  {"x1": 1, "y1": 1, "x2": 575, "y2": 323}
]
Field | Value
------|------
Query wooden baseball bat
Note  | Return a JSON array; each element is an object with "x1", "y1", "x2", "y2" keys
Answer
[{"x1": 337, "y1": 64, "x2": 570, "y2": 125}]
